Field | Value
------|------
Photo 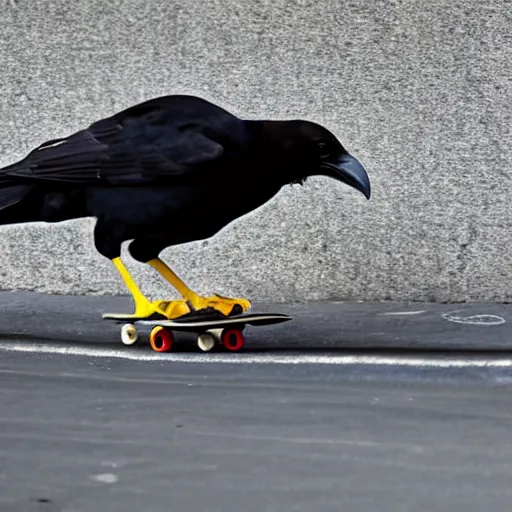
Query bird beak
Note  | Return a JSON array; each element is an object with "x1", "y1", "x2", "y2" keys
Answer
[{"x1": 320, "y1": 153, "x2": 371, "y2": 199}]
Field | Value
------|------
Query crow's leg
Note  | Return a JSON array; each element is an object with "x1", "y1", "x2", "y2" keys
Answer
[
  {"x1": 148, "y1": 257, "x2": 251, "y2": 318},
  {"x1": 128, "y1": 237, "x2": 251, "y2": 319},
  {"x1": 95, "y1": 221, "x2": 190, "y2": 319},
  {"x1": 110, "y1": 257, "x2": 193, "y2": 319}
]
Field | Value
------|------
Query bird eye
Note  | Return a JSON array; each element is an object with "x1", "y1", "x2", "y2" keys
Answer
[{"x1": 318, "y1": 142, "x2": 330, "y2": 159}]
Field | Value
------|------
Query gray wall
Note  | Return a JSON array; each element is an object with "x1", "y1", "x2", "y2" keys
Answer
[{"x1": 0, "y1": 0, "x2": 510, "y2": 303}]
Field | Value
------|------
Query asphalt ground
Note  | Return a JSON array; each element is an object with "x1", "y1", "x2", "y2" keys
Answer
[{"x1": 1, "y1": 291, "x2": 512, "y2": 512}]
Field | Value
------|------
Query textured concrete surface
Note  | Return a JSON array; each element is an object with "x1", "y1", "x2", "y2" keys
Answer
[
  {"x1": 2, "y1": 352, "x2": 512, "y2": 512},
  {"x1": 0, "y1": 0, "x2": 511, "y2": 303},
  {"x1": 2, "y1": 292, "x2": 512, "y2": 510}
]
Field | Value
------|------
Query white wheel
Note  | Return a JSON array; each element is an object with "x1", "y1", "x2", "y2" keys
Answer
[
  {"x1": 208, "y1": 328, "x2": 224, "y2": 340},
  {"x1": 197, "y1": 333, "x2": 216, "y2": 352},
  {"x1": 120, "y1": 323, "x2": 138, "y2": 345}
]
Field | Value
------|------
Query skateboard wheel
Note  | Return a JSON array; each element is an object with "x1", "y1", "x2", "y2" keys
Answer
[
  {"x1": 208, "y1": 328, "x2": 223, "y2": 341},
  {"x1": 120, "y1": 323, "x2": 138, "y2": 345},
  {"x1": 149, "y1": 326, "x2": 174, "y2": 352},
  {"x1": 220, "y1": 329, "x2": 245, "y2": 351},
  {"x1": 197, "y1": 333, "x2": 216, "y2": 352}
]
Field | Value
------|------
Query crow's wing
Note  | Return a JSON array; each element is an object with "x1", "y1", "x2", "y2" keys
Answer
[{"x1": 2, "y1": 97, "x2": 233, "y2": 186}]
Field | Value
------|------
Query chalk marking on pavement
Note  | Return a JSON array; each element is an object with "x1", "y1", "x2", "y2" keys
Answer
[
  {"x1": 441, "y1": 310, "x2": 506, "y2": 326},
  {"x1": 1, "y1": 341, "x2": 512, "y2": 368}
]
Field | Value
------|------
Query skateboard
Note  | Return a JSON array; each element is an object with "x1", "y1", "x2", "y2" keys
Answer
[{"x1": 104, "y1": 312, "x2": 292, "y2": 353}]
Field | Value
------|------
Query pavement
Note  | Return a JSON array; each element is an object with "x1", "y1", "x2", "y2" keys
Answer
[{"x1": 1, "y1": 291, "x2": 512, "y2": 512}]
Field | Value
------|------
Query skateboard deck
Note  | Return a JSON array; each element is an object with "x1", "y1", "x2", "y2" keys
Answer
[
  {"x1": 136, "y1": 313, "x2": 291, "y2": 329},
  {"x1": 105, "y1": 312, "x2": 292, "y2": 353}
]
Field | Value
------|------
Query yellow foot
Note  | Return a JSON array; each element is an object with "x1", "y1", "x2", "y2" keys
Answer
[
  {"x1": 103, "y1": 295, "x2": 251, "y2": 321},
  {"x1": 186, "y1": 294, "x2": 251, "y2": 318},
  {"x1": 151, "y1": 299, "x2": 192, "y2": 319},
  {"x1": 149, "y1": 294, "x2": 251, "y2": 320},
  {"x1": 102, "y1": 298, "x2": 190, "y2": 320}
]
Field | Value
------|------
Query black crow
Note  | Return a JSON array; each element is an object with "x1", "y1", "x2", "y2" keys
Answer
[{"x1": 0, "y1": 95, "x2": 371, "y2": 320}]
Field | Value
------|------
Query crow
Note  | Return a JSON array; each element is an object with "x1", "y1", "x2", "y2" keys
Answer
[{"x1": 0, "y1": 95, "x2": 371, "y2": 320}]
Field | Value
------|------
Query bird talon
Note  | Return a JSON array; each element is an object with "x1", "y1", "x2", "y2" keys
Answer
[
  {"x1": 120, "y1": 295, "x2": 251, "y2": 321},
  {"x1": 186, "y1": 295, "x2": 251, "y2": 317},
  {"x1": 185, "y1": 300, "x2": 197, "y2": 312},
  {"x1": 151, "y1": 299, "x2": 192, "y2": 320}
]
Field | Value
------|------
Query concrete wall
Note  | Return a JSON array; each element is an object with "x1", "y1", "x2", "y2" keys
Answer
[{"x1": 0, "y1": 0, "x2": 510, "y2": 303}]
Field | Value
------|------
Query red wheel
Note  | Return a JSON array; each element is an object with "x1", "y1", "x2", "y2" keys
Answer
[
  {"x1": 149, "y1": 326, "x2": 174, "y2": 352},
  {"x1": 221, "y1": 329, "x2": 245, "y2": 351}
]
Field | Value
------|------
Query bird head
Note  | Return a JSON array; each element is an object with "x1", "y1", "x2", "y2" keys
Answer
[{"x1": 260, "y1": 120, "x2": 371, "y2": 200}]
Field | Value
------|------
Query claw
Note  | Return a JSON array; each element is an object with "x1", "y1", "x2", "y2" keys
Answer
[
  {"x1": 153, "y1": 294, "x2": 251, "y2": 320},
  {"x1": 186, "y1": 294, "x2": 251, "y2": 318},
  {"x1": 108, "y1": 295, "x2": 251, "y2": 321},
  {"x1": 152, "y1": 299, "x2": 191, "y2": 319}
]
